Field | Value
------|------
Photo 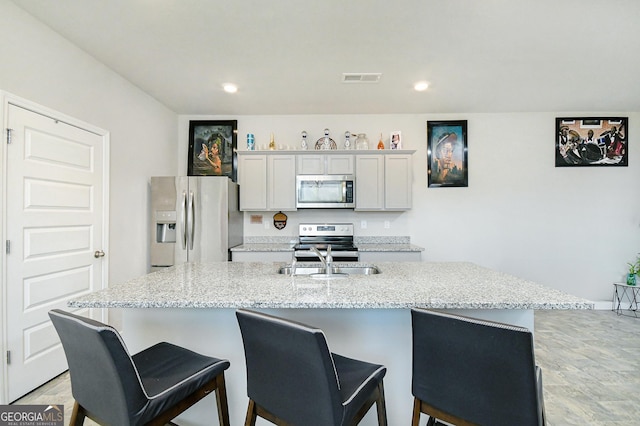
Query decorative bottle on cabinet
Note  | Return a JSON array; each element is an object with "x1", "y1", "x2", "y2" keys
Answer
[
  {"x1": 300, "y1": 130, "x2": 308, "y2": 150},
  {"x1": 377, "y1": 133, "x2": 385, "y2": 150},
  {"x1": 321, "y1": 128, "x2": 332, "y2": 150},
  {"x1": 269, "y1": 133, "x2": 276, "y2": 150},
  {"x1": 344, "y1": 131, "x2": 351, "y2": 150}
]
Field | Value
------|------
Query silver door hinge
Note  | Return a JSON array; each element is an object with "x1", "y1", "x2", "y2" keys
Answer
[
  {"x1": 6, "y1": 128, "x2": 13, "y2": 144},
  {"x1": 6, "y1": 351, "x2": 10, "y2": 365},
  {"x1": 5, "y1": 240, "x2": 10, "y2": 254}
]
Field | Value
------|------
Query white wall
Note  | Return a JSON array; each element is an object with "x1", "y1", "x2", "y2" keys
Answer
[
  {"x1": 180, "y1": 113, "x2": 640, "y2": 303},
  {"x1": 0, "y1": 1, "x2": 178, "y2": 287}
]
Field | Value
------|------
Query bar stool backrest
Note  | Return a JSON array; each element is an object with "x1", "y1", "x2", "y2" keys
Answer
[
  {"x1": 49, "y1": 309, "x2": 148, "y2": 425},
  {"x1": 411, "y1": 308, "x2": 543, "y2": 426},
  {"x1": 236, "y1": 309, "x2": 343, "y2": 425}
]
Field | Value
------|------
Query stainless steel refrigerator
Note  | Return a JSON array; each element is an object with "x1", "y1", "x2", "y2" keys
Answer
[{"x1": 150, "y1": 176, "x2": 243, "y2": 270}]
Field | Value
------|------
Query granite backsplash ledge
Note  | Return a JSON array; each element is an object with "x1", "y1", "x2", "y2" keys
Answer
[
  {"x1": 242, "y1": 236, "x2": 413, "y2": 244},
  {"x1": 355, "y1": 236, "x2": 411, "y2": 244},
  {"x1": 242, "y1": 236, "x2": 297, "y2": 245}
]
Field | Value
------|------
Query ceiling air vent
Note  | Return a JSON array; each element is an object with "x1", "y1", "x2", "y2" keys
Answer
[{"x1": 342, "y1": 73, "x2": 382, "y2": 83}]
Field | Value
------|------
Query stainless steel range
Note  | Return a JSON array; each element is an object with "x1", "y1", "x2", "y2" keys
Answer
[{"x1": 294, "y1": 223, "x2": 359, "y2": 262}]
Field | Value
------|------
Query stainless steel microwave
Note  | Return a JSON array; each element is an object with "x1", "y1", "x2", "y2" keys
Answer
[{"x1": 296, "y1": 175, "x2": 355, "y2": 208}]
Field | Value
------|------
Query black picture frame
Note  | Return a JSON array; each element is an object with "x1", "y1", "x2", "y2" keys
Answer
[
  {"x1": 555, "y1": 117, "x2": 628, "y2": 167},
  {"x1": 188, "y1": 120, "x2": 238, "y2": 180},
  {"x1": 427, "y1": 120, "x2": 468, "y2": 187}
]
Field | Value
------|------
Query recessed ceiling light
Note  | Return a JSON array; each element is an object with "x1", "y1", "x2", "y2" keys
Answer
[
  {"x1": 223, "y1": 83, "x2": 238, "y2": 93},
  {"x1": 414, "y1": 81, "x2": 429, "y2": 91}
]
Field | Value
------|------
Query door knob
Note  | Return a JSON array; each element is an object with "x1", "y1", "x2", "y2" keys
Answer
[{"x1": 94, "y1": 250, "x2": 106, "y2": 258}]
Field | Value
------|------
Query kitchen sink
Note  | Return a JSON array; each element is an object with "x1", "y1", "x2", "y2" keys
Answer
[{"x1": 277, "y1": 266, "x2": 380, "y2": 276}]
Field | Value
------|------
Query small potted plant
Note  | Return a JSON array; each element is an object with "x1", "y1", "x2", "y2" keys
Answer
[{"x1": 626, "y1": 254, "x2": 640, "y2": 286}]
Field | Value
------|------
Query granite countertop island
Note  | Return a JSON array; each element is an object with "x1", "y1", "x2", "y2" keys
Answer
[
  {"x1": 67, "y1": 261, "x2": 592, "y2": 426},
  {"x1": 68, "y1": 261, "x2": 592, "y2": 310}
]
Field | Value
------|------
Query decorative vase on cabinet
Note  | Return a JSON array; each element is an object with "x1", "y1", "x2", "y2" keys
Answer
[{"x1": 355, "y1": 133, "x2": 369, "y2": 150}]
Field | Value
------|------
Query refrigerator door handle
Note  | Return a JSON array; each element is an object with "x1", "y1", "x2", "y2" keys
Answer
[
  {"x1": 181, "y1": 190, "x2": 188, "y2": 249},
  {"x1": 188, "y1": 190, "x2": 195, "y2": 250}
]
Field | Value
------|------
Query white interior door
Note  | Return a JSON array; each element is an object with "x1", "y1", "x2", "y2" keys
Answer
[{"x1": 5, "y1": 104, "x2": 107, "y2": 402}]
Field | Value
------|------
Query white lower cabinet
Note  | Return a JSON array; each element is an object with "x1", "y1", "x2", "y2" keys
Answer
[{"x1": 238, "y1": 153, "x2": 296, "y2": 211}]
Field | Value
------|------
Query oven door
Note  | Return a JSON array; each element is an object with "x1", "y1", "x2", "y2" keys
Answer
[{"x1": 296, "y1": 175, "x2": 354, "y2": 208}]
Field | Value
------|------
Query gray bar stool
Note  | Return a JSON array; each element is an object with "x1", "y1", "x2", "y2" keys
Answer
[
  {"x1": 411, "y1": 308, "x2": 546, "y2": 426},
  {"x1": 236, "y1": 309, "x2": 388, "y2": 426},
  {"x1": 49, "y1": 309, "x2": 231, "y2": 426}
]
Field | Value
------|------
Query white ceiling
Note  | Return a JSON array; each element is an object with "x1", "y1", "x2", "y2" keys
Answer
[{"x1": 10, "y1": 0, "x2": 640, "y2": 115}]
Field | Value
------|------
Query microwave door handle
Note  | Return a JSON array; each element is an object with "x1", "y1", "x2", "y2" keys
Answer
[{"x1": 343, "y1": 181, "x2": 347, "y2": 201}]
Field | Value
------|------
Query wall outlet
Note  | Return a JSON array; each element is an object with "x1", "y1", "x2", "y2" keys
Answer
[
  {"x1": 360, "y1": 220, "x2": 367, "y2": 229},
  {"x1": 384, "y1": 220, "x2": 390, "y2": 229}
]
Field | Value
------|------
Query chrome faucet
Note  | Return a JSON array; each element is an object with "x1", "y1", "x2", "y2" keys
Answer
[
  {"x1": 310, "y1": 245, "x2": 333, "y2": 275},
  {"x1": 290, "y1": 254, "x2": 297, "y2": 277},
  {"x1": 326, "y1": 244, "x2": 333, "y2": 271}
]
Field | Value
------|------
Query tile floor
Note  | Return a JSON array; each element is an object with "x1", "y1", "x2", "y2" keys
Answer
[
  {"x1": 12, "y1": 309, "x2": 640, "y2": 425},
  {"x1": 534, "y1": 310, "x2": 640, "y2": 425}
]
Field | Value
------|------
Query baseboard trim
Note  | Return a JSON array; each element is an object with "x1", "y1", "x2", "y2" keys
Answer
[{"x1": 592, "y1": 300, "x2": 612, "y2": 310}]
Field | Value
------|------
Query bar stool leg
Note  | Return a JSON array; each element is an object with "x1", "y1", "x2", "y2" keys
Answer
[
  {"x1": 244, "y1": 399, "x2": 258, "y2": 426},
  {"x1": 375, "y1": 382, "x2": 387, "y2": 426},
  {"x1": 70, "y1": 402, "x2": 86, "y2": 426},
  {"x1": 215, "y1": 374, "x2": 230, "y2": 426},
  {"x1": 411, "y1": 398, "x2": 421, "y2": 426}
]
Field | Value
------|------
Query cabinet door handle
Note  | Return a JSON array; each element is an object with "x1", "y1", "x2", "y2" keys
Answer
[{"x1": 94, "y1": 250, "x2": 106, "y2": 258}]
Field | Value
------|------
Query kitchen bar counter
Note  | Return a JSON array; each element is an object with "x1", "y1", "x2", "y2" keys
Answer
[
  {"x1": 68, "y1": 261, "x2": 591, "y2": 310},
  {"x1": 67, "y1": 262, "x2": 592, "y2": 426}
]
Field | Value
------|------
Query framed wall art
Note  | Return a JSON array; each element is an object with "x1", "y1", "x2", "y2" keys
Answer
[
  {"x1": 427, "y1": 120, "x2": 468, "y2": 187},
  {"x1": 556, "y1": 117, "x2": 628, "y2": 167},
  {"x1": 390, "y1": 131, "x2": 402, "y2": 150},
  {"x1": 188, "y1": 120, "x2": 238, "y2": 180}
]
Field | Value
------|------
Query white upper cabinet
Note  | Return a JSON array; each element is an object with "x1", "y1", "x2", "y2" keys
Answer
[
  {"x1": 238, "y1": 150, "x2": 413, "y2": 212},
  {"x1": 297, "y1": 154, "x2": 354, "y2": 175},
  {"x1": 384, "y1": 154, "x2": 413, "y2": 210},
  {"x1": 238, "y1": 154, "x2": 267, "y2": 210},
  {"x1": 355, "y1": 152, "x2": 413, "y2": 211},
  {"x1": 355, "y1": 155, "x2": 385, "y2": 210},
  {"x1": 268, "y1": 155, "x2": 297, "y2": 210},
  {"x1": 238, "y1": 153, "x2": 296, "y2": 211}
]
